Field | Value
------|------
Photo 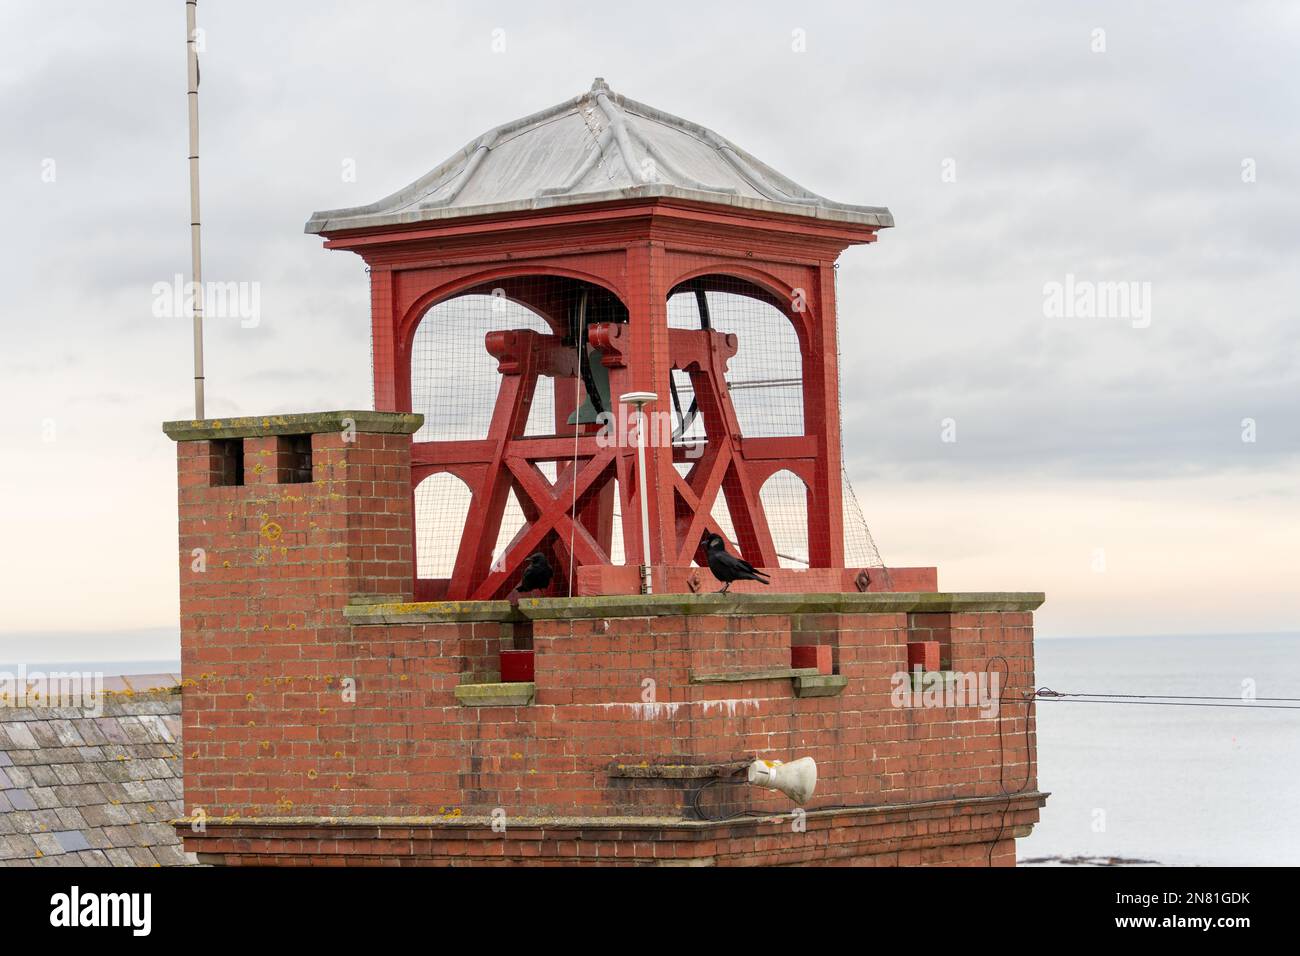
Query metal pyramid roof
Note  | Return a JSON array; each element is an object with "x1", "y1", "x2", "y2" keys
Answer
[{"x1": 305, "y1": 78, "x2": 893, "y2": 234}]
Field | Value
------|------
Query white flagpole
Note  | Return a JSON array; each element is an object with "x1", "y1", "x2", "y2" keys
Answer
[{"x1": 186, "y1": 0, "x2": 205, "y2": 418}]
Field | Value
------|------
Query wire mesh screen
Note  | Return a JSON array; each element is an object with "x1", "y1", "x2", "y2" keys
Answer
[
  {"x1": 667, "y1": 274, "x2": 889, "y2": 575},
  {"x1": 842, "y1": 467, "x2": 889, "y2": 572},
  {"x1": 667, "y1": 280, "x2": 803, "y2": 438},
  {"x1": 409, "y1": 277, "x2": 628, "y2": 587},
  {"x1": 411, "y1": 288, "x2": 554, "y2": 579},
  {"x1": 668, "y1": 277, "x2": 808, "y2": 567},
  {"x1": 606, "y1": 479, "x2": 627, "y2": 566},
  {"x1": 832, "y1": 264, "x2": 892, "y2": 580},
  {"x1": 413, "y1": 473, "x2": 472, "y2": 578},
  {"x1": 410, "y1": 293, "x2": 555, "y2": 443},
  {"x1": 760, "y1": 470, "x2": 811, "y2": 568},
  {"x1": 406, "y1": 269, "x2": 890, "y2": 589}
]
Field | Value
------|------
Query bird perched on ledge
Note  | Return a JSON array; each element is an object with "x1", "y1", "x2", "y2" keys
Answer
[
  {"x1": 516, "y1": 551, "x2": 554, "y2": 596},
  {"x1": 700, "y1": 531, "x2": 770, "y2": 593}
]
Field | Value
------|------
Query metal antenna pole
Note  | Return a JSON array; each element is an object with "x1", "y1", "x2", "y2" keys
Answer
[{"x1": 186, "y1": 0, "x2": 205, "y2": 418}]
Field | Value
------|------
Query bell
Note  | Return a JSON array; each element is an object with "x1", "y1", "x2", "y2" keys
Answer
[{"x1": 567, "y1": 347, "x2": 612, "y2": 425}]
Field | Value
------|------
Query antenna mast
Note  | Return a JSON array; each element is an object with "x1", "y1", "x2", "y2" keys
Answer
[{"x1": 185, "y1": 0, "x2": 205, "y2": 418}]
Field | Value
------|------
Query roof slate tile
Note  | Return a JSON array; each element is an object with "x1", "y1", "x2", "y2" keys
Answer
[
  {"x1": 28, "y1": 787, "x2": 61, "y2": 810},
  {"x1": 126, "y1": 846, "x2": 158, "y2": 867},
  {"x1": 1, "y1": 688, "x2": 196, "y2": 867},
  {"x1": 27, "y1": 722, "x2": 61, "y2": 749},
  {"x1": 95, "y1": 719, "x2": 132, "y2": 745},
  {"x1": 3, "y1": 724, "x2": 38, "y2": 749},
  {"x1": 30, "y1": 831, "x2": 64, "y2": 856},
  {"x1": 0, "y1": 834, "x2": 38, "y2": 859},
  {"x1": 29, "y1": 765, "x2": 60, "y2": 787},
  {"x1": 52, "y1": 764, "x2": 83, "y2": 786},
  {"x1": 53, "y1": 807, "x2": 88, "y2": 830},
  {"x1": 48, "y1": 720, "x2": 85, "y2": 748},
  {"x1": 52, "y1": 830, "x2": 92, "y2": 853}
]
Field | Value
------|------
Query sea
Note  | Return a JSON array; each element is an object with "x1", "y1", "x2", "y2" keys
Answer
[
  {"x1": 3, "y1": 631, "x2": 1296, "y2": 866},
  {"x1": 1019, "y1": 632, "x2": 1300, "y2": 866}
]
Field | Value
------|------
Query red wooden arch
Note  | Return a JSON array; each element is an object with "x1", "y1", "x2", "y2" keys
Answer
[{"x1": 317, "y1": 197, "x2": 881, "y2": 596}]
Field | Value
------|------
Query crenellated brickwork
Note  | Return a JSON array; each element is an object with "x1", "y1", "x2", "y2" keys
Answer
[{"x1": 164, "y1": 411, "x2": 1046, "y2": 866}]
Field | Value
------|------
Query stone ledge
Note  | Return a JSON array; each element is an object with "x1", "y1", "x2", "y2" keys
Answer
[
  {"x1": 170, "y1": 791, "x2": 1050, "y2": 832},
  {"x1": 344, "y1": 590, "x2": 1045, "y2": 625},
  {"x1": 606, "y1": 760, "x2": 750, "y2": 779},
  {"x1": 453, "y1": 682, "x2": 535, "y2": 707},
  {"x1": 689, "y1": 667, "x2": 819, "y2": 684},
  {"x1": 345, "y1": 599, "x2": 515, "y2": 624},
  {"x1": 794, "y1": 674, "x2": 849, "y2": 698},
  {"x1": 162, "y1": 410, "x2": 424, "y2": 442}
]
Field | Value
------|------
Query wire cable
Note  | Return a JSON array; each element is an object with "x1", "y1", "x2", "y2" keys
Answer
[
  {"x1": 987, "y1": 656, "x2": 1035, "y2": 866},
  {"x1": 1034, "y1": 697, "x2": 1300, "y2": 710},
  {"x1": 1032, "y1": 687, "x2": 1300, "y2": 710}
]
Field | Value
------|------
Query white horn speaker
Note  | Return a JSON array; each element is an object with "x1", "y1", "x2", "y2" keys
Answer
[{"x1": 746, "y1": 756, "x2": 817, "y2": 804}]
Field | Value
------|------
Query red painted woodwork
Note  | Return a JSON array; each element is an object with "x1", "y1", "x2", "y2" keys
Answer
[
  {"x1": 907, "y1": 641, "x2": 943, "y2": 672},
  {"x1": 574, "y1": 564, "x2": 938, "y2": 596},
  {"x1": 315, "y1": 197, "x2": 882, "y2": 598},
  {"x1": 499, "y1": 649, "x2": 535, "y2": 683},
  {"x1": 791, "y1": 645, "x2": 834, "y2": 675}
]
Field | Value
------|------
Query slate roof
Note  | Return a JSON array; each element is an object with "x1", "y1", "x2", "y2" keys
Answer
[
  {"x1": 305, "y1": 77, "x2": 893, "y2": 234},
  {"x1": 0, "y1": 676, "x2": 196, "y2": 867}
]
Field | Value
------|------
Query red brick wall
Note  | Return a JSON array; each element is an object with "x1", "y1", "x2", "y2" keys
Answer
[
  {"x1": 177, "y1": 427, "x2": 416, "y2": 816},
  {"x1": 185, "y1": 794, "x2": 1042, "y2": 866},
  {"x1": 171, "y1": 417, "x2": 1043, "y2": 865}
]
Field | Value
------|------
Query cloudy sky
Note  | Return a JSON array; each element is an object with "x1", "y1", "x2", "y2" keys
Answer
[{"x1": 1, "y1": 1, "x2": 1296, "y2": 662}]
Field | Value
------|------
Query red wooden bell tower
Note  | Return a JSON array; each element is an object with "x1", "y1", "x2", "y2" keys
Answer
[{"x1": 307, "y1": 79, "x2": 896, "y2": 600}]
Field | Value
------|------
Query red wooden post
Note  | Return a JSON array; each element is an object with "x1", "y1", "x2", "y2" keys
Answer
[{"x1": 810, "y1": 261, "x2": 847, "y2": 567}]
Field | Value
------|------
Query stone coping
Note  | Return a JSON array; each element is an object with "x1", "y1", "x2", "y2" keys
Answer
[
  {"x1": 793, "y1": 674, "x2": 849, "y2": 698},
  {"x1": 606, "y1": 760, "x2": 751, "y2": 780},
  {"x1": 344, "y1": 591, "x2": 1045, "y2": 625},
  {"x1": 454, "y1": 682, "x2": 535, "y2": 707},
  {"x1": 169, "y1": 791, "x2": 1049, "y2": 832},
  {"x1": 162, "y1": 410, "x2": 424, "y2": 442},
  {"x1": 689, "y1": 666, "x2": 820, "y2": 684}
]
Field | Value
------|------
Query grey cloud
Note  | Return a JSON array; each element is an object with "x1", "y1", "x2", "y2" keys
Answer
[{"x1": 2, "y1": 0, "x2": 1297, "y2": 495}]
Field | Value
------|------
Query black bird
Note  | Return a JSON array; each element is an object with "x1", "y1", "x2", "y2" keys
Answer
[
  {"x1": 516, "y1": 552, "x2": 554, "y2": 595},
  {"x1": 700, "y1": 531, "x2": 770, "y2": 594}
]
